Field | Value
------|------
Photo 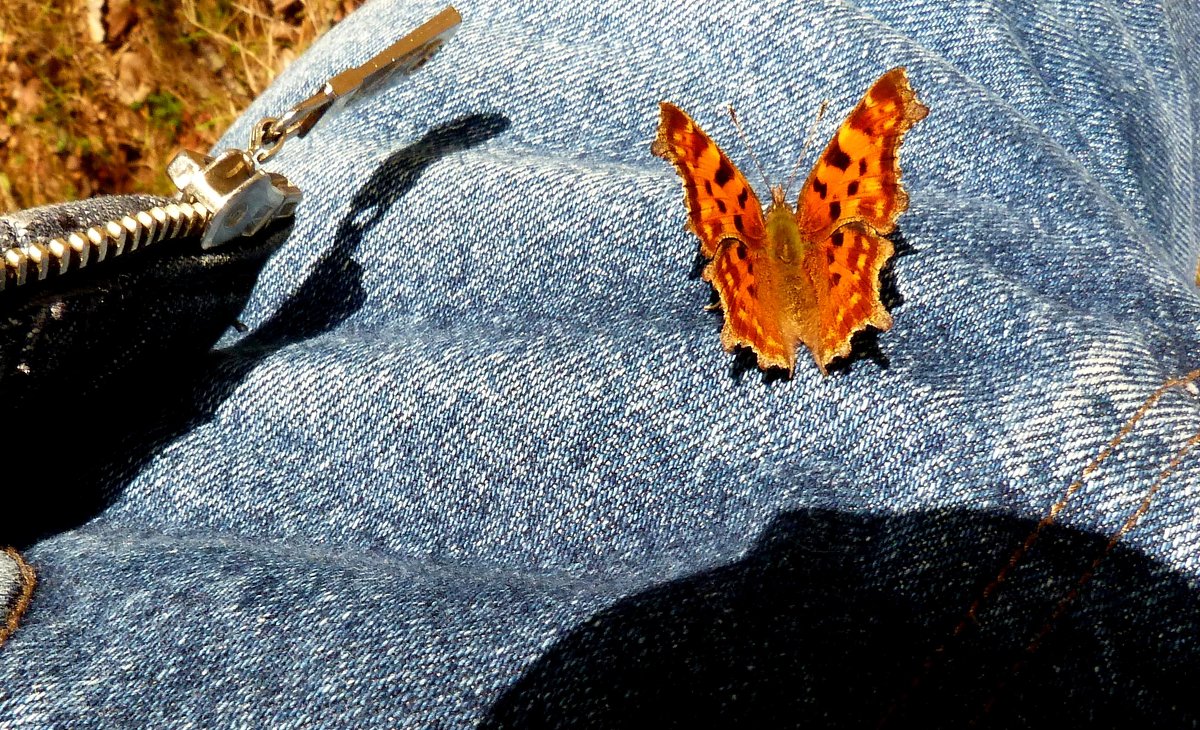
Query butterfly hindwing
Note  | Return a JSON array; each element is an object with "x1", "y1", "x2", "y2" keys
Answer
[
  {"x1": 801, "y1": 222, "x2": 895, "y2": 372},
  {"x1": 704, "y1": 237, "x2": 797, "y2": 372}
]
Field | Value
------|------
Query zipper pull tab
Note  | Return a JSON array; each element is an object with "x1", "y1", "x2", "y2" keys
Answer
[
  {"x1": 166, "y1": 5, "x2": 461, "y2": 249},
  {"x1": 248, "y1": 6, "x2": 461, "y2": 164}
]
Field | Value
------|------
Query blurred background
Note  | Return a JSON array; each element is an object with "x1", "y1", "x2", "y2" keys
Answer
[{"x1": 0, "y1": 0, "x2": 365, "y2": 211}]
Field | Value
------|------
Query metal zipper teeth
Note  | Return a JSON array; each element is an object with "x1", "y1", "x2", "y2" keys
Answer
[{"x1": 0, "y1": 201, "x2": 213, "y2": 293}]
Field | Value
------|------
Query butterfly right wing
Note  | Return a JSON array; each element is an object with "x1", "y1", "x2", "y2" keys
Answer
[
  {"x1": 795, "y1": 67, "x2": 928, "y2": 243},
  {"x1": 800, "y1": 221, "x2": 895, "y2": 373},
  {"x1": 652, "y1": 102, "x2": 767, "y2": 258}
]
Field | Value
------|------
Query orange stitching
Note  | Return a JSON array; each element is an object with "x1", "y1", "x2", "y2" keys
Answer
[
  {"x1": 878, "y1": 367, "x2": 1200, "y2": 728},
  {"x1": 1027, "y1": 429, "x2": 1200, "y2": 654},
  {"x1": 0, "y1": 546, "x2": 36, "y2": 649},
  {"x1": 961, "y1": 368, "x2": 1200, "y2": 633},
  {"x1": 972, "y1": 427, "x2": 1200, "y2": 725}
]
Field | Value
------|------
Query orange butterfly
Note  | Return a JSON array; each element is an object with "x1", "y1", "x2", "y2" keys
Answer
[{"x1": 653, "y1": 67, "x2": 928, "y2": 375}]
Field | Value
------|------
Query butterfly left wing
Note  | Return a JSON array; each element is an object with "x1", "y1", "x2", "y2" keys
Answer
[
  {"x1": 798, "y1": 221, "x2": 895, "y2": 373},
  {"x1": 705, "y1": 237, "x2": 800, "y2": 372},
  {"x1": 654, "y1": 103, "x2": 801, "y2": 370},
  {"x1": 796, "y1": 67, "x2": 928, "y2": 242},
  {"x1": 652, "y1": 102, "x2": 767, "y2": 258}
]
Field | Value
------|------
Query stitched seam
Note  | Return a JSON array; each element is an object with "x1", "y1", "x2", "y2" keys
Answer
[
  {"x1": 961, "y1": 369, "x2": 1200, "y2": 629},
  {"x1": 878, "y1": 367, "x2": 1200, "y2": 728},
  {"x1": 973, "y1": 429, "x2": 1200, "y2": 725}
]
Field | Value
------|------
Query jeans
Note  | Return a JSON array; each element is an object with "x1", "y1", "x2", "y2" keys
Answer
[{"x1": 2, "y1": 0, "x2": 1199, "y2": 726}]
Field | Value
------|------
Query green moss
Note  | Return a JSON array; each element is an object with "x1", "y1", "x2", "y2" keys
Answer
[{"x1": 135, "y1": 90, "x2": 185, "y2": 132}]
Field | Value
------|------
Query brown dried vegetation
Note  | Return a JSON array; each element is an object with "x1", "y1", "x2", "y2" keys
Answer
[{"x1": 0, "y1": 0, "x2": 364, "y2": 211}]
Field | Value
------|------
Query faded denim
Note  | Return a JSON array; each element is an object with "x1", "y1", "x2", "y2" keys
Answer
[{"x1": 2, "y1": 0, "x2": 1199, "y2": 726}]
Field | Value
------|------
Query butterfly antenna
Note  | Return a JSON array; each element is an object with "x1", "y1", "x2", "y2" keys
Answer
[
  {"x1": 784, "y1": 99, "x2": 829, "y2": 198},
  {"x1": 727, "y1": 106, "x2": 772, "y2": 192}
]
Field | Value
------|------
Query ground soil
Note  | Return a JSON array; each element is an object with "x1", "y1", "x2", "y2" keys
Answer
[{"x1": 0, "y1": 0, "x2": 364, "y2": 211}]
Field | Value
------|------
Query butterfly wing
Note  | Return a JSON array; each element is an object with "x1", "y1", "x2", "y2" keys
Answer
[
  {"x1": 799, "y1": 222, "x2": 895, "y2": 373},
  {"x1": 705, "y1": 237, "x2": 798, "y2": 372},
  {"x1": 652, "y1": 102, "x2": 767, "y2": 258},
  {"x1": 796, "y1": 67, "x2": 928, "y2": 242},
  {"x1": 654, "y1": 103, "x2": 798, "y2": 369}
]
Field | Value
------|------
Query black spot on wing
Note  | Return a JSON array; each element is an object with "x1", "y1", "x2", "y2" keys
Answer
[
  {"x1": 734, "y1": 215, "x2": 746, "y2": 234},
  {"x1": 846, "y1": 180, "x2": 859, "y2": 196},
  {"x1": 825, "y1": 138, "x2": 852, "y2": 171},
  {"x1": 830, "y1": 230, "x2": 844, "y2": 247},
  {"x1": 813, "y1": 178, "x2": 828, "y2": 199},
  {"x1": 858, "y1": 159, "x2": 868, "y2": 175},
  {"x1": 737, "y1": 188, "x2": 749, "y2": 207},
  {"x1": 717, "y1": 200, "x2": 727, "y2": 213},
  {"x1": 715, "y1": 158, "x2": 735, "y2": 186},
  {"x1": 829, "y1": 201, "x2": 842, "y2": 221}
]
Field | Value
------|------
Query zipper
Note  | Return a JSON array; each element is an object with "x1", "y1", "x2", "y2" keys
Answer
[
  {"x1": 1, "y1": 202, "x2": 212, "y2": 292},
  {"x1": 0, "y1": 5, "x2": 459, "y2": 295}
]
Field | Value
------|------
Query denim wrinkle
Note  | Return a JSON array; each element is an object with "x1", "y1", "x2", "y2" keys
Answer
[{"x1": 1, "y1": 0, "x2": 1199, "y2": 726}]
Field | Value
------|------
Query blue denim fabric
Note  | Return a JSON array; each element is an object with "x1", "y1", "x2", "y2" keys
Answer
[{"x1": 2, "y1": 0, "x2": 1200, "y2": 726}]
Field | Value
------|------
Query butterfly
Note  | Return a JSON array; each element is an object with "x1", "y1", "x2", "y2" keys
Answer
[{"x1": 652, "y1": 67, "x2": 928, "y2": 375}]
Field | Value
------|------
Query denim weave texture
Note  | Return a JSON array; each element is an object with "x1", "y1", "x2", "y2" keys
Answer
[{"x1": 2, "y1": 0, "x2": 1200, "y2": 726}]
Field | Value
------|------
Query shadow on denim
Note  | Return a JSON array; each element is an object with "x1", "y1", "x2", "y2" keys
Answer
[
  {"x1": 3, "y1": 113, "x2": 509, "y2": 547},
  {"x1": 482, "y1": 507, "x2": 1200, "y2": 729},
  {"x1": 240, "y1": 113, "x2": 510, "y2": 347}
]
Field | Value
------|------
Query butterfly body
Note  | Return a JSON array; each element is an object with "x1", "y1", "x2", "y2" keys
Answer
[
  {"x1": 653, "y1": 68, "x2": 927, "y2": 375},
  {"x1": 763, "y1": 189, "x2": 806, "y2": 264}
]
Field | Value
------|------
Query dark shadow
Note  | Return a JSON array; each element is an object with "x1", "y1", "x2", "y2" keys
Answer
[
  {"x1": 244, "y1": 113, "x2": 510, "y2": 348},
  {"x1": 688, "y1": 248, "x2": 709, "y2": 280},
  {"x1": 727, "y1": 346, "x2": 760, "y2": 382},
  {"x1": 482, "y1": 506, "x2": 1200, "y2": 729},
  {"x1": 1, "y1": 113, "x2": 510, "y2": 547},
  {"x1": 826, "y1": 327, "x2": 889, "y2": 375},
  {"x1": 727, "y1": 346, "x2": 790, "y2": 384},
  {"x1": 879, "y1": 229, "x2": 913, "y2": 313}
]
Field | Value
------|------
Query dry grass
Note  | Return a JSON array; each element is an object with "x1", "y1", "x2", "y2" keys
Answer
[{"x1": 0, "y1": 0, "x2": 365, "y2": 212}]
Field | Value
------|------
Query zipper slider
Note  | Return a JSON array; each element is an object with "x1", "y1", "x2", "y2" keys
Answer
[
  {"x1": 167, "y1": 5, "x2": 460, "y2": 249},
  {"x1": 167, "y1": 149, "x2": 301, "y2": 250}
]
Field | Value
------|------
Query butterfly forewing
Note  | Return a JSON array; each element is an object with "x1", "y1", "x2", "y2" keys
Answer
[
  {"x1": 652, "y1": 102, "x2": 767, "y2": 258},
  {"x1": 796, "y1": 67, "x2": 928, "y2": 242}
]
